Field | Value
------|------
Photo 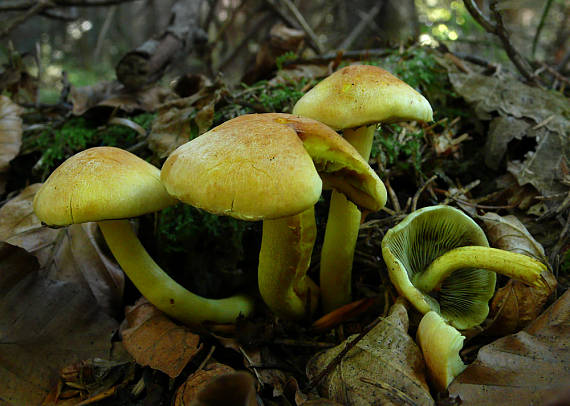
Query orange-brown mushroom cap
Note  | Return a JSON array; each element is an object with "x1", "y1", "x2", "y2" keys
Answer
[
  {"x1": 293, "y1": 64, "x2": 433, "y2": 130},
  {"x1": 33, "y1": 146, "x2": 177, "y2": 226},
  {"x1": 161, "y1": 113, "x2": 386, "y2": 221}
]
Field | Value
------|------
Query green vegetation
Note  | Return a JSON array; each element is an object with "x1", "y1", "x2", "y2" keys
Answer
[
  {"x1": 157, "y1": 203, "x2": 248, "y2": 255},
  {"x1": 372, "y1": 125, "x2": 426, "y2": 176},
  {"x1": 31, "y1": 113, "x2": 155, "y2": 177},
  {"x1": 214, "y1": 77, "x2": 312, "y2": 123}
]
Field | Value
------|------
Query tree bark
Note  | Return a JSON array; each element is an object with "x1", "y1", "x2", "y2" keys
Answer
[{"x1": 115, "y1": 0, "x2": 206, "y2": 90}]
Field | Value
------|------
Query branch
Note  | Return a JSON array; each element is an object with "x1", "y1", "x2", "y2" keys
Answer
[
  {"x1": 0, "y1": 0, "x2": 140, "y2": 11},
  {"x1": 0, "y1": 0, "x2": 53, "y2": 38},
  {"x1": 462, "y1": 0, "x2": 540, "y2": 86}
]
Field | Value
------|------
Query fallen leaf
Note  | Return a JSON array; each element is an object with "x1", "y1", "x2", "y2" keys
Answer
[
  {"x1": 0, "y1": 95, "x2": 23, "y2": 195},
  {"x1": 187, "y1": 371, "x2": 257, "y2": 406},
  {"x1": 0, "y1": 184, "x2": 125, "y2": 317},
  {"x1": 0, "y1": 242, "x2": 118, "y2": 406},
  {"x1": 448, "y1": 289, "x2": 570, "y2": 405},
  {"x1": 120, "y1": 298, "x2": 203, "y2": 378},
  {"x1": 174, "y1": 362, "x2": 235, "y2": 406},
  {"x1": 481, "y1": 212, "x2": 546, "y2": 259},
  {"x1": 70, "y1": 81, "x2": 172, "y2": 116},
  {"x1": 148, "y1": 80, "x2": 224, "y2": 158},
  {"x1": 481, "y1": 212, "x2": 556, "y2": 335},
  {"x1": 306, "y1": 303, "x2": 434, "y2": 406}
]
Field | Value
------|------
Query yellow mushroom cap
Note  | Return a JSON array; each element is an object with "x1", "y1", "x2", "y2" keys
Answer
[
  {"x1": 161, "y1": 113, "x2": 386, "y2": 221},
  {"x1": 417, "y1": 311, "x2": 467, "y2": 392},
  {"x1": 33, "y1": 146, "x2": 177, "y2": 226},
  {"x1": 293, "y1": 65, "x2": 433, "y2": 130}
]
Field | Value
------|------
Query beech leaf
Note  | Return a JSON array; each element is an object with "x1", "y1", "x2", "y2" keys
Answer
[
  {"x1": 0, "y1": 95, "x2": 23, "y2": 195},
  {"x1": 306, "y1": 303, "x2": 434, "y2": 406},
  {"x1": 448, "y1": 290, "x2": 570, "y2": 405},
  {"x1": 120, "y1": 298, "x2": 203, "y2": 378},
  {"x1": 0, "y1": 242, "x2": 118, "y2": 406},
  {"x1": 0, "y1": 184, "x2": 125, "y2": 317}
]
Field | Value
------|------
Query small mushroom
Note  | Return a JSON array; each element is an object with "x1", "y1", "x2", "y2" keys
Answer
[
  {"x1": 293, "y1": 64, "x2": 432, "y2": 312},
  {"x1": 417, "y1": 311, "x2": 467, "y2": 392},
  {"x1": 33, "y1": 146, "x2": 255, "y2": 325},
  {"x1": 161, "y1": 113, "x2": 386, "y2": 320},
  {"x1": 381, "y1": 205, "x2": 547, "y2": 329}
]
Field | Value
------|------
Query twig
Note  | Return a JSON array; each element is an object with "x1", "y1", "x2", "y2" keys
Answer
[
  {"x1": 279, "y1": 0, "x2": 324, "y2": 54},
  {"x1": 0, "y1": 0, "x2": 140, "y2": 12},
  {"x1": 263, "y1": 0, "x2": 322, "y2": 55},
  {"x1": 338, "y1": 2, "x2": 383, "y2": 50},
  {"x1": 411, "y1": 175, "x2": 438, "y2": 212},
  {"x1": 308, "y1": 317, "x2": 382, "y2": 389},
  {"x1": 0, "y1": 0, "x2": 53, "y2": 38},
  {"x1": 93, "y1": 5, "x2": 116, "y2": 62},
  {"x1": 462, "y1": 0, "x2": 540, "y2": 86},
  {"x1": 532, "y1": 0, "x2": 554, "y2": 57}
]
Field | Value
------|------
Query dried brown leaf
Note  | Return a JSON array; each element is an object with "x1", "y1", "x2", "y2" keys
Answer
[
  {"x1": 0, "y1": 184, "x2": 125, "y2": 317},
  {"x1": 0, "y1": 95, "x2": 23, "y2": 195},
  {"x1": 481, "y1": 212, "x2": 546, "y2": 259},
  {"x1": 174, "y1": 362, "x2": 235, "y2": 406},
  {"x1": 481, "y1": 212, "x2": 556, "y2": 335},
  {"x1": 148, "y1": 82, "x2": 223, "y2": 158},
  {"x1": 120, "y1": 298, "x2": 203, "y2": 378},
  {"x1": 0, "y1": 242, "x2": 118, "y2": 406},
  {"x1": 187, "y1": 371, "x2": 257, "y2": 406},
  {"x1": 306, "y1": 303, "x2": 434, "y2": 406},
  {"x1": 448, "y1": 289, "x2": 570, "y2": 405},
  {"x1": 70, "y1": 81, "x2": 172, "y2": 116}
]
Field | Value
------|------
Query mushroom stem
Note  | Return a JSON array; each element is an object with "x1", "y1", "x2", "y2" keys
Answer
[
  {"x1": 414, "y1": 246, "x2": 547, "y2": 292},
  {"x1": 320, "y1": 125, "x2": 375, "y2": 312},
  {"x1": 258, "y1": 207, "x2": 319, "y2": 320},
  {"x1": 98, "y1": 219, "x2": 255, "y2": 325}
]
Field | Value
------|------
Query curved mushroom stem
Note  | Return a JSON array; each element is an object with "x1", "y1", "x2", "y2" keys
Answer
[
  {"x1": 258, "y1": 207, "x2": 319, "y2": 320},
  {"x1": 98, "y1": 219, "x2": 255, "y2": 325},
  {"x1": 413, "y1": 246, "x2": 547, "y2": 293},
  {"x1": 320, "y1": 125, "x2": 375, "y2": 312}
]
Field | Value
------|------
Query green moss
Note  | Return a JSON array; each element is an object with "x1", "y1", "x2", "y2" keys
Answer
[
  {"x1": 157, "y1": 204, "x2": 247, "y2": 255},
  {"x1": 32, "y1": 113, "x2": 155, "y2": 177},
  {"x1": 372, "y1": 124, "x2": 426, "y2": 175},
  {"x1": 214, "y1": 78, "x2": 312, "y2": 123}
]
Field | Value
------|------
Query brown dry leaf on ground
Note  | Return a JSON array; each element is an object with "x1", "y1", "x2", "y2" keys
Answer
[
  {"x1": 446, "y1": 68, "x2": 570, "y2": 208},
  {"x1": 0, "y1": 96, "x2": 23, "y2": 195},
  {"x1": 148, "y1": 80, "x2": 224, "y2": 158},
  {"x1": 0, "y1": 184, "x2": 125, "y2": 317},
  {"x1": 184, "y1": 371, "x2": 257, "y2": 406},
  {"x1": 0, "y1": 243, "x2": 118, "y2": 406},
  {"x1": 306, "y1": 302, "x2": 434, "y2": 406},
  {"x1": 448, "y1": 289, "x2": 570, "y2": 405},
  {"x1": 120, "y1": 298, "x2": 203, "y2": 378},
  {"x1": 174, "y1": 362, "x2": 235, "y2": 405},
  {"x1": 481, "y1": 212, "x2": 557, "y2": 335},
  {"x1": 70, "y1": 81, "x2": 173, "y2": 116}
]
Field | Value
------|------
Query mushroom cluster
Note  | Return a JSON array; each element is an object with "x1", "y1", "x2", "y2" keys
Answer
[
  {"x1": 33, "y1": 147, "x2": 255, "y2": 325},
  {"x1": 161, "y1": 113, "x2": 386, "y2": 320},
  {"x1": 293, "y1": 64, "x2": 433, "y2": 312}
]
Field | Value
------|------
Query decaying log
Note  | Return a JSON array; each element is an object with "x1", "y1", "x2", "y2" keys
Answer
[{"x1": 115, "y1": 0, "x2": 206, "y2": 90}]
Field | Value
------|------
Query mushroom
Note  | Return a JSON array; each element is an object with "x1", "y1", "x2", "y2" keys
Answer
[
  {"x1": 160, "y1": 113, "x2": 386, "y2": 320},
  {"x1": 33, "y1": 146, "x2": 255, "y2": 325},
  {"x1": 293, "y1": 64, "x2": 433, "y2": 312},
  {"x1": 381, "y1": 205, "x2": 547, "y2": 329},
  {"x1": 417, "y1": 311, "x2": 467, "y2": 392}
]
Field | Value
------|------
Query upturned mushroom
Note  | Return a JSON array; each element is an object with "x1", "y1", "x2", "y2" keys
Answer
[
  {"x1": 381, "y1": 205, "x2": 547, "y2": 329},
  {"x1": 160, "y1": 113, "x2": 386, "y2": 320},
  {"x1": 417, "y1": 311, "x2": 467, "y2": 391},
  {"x1": 293, "y1": 64, "x2": 433, "y2": 312},
  {"x1": 33, "y1": 146, "x2": 255, "y2": 325}
]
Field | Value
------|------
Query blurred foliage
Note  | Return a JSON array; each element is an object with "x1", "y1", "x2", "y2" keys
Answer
[{"x1": 372, "y1": 125, "x2": 426, "y2": 176}]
